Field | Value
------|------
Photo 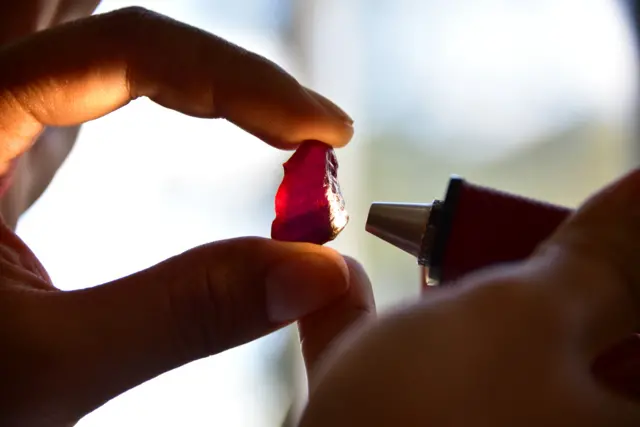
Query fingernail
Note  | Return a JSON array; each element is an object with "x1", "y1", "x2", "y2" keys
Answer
[
  {"x1": 266, "y1": 253, "x2": 350, "y2": 323},
  {"x1": 304, "y1": 87, "x2": 354, "y2": 125}
]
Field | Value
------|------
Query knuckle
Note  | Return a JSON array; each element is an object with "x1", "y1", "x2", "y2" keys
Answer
[
  {"x1": 456, "y1": 264, "x2": 565, "y2": 337},
  {"x1": 104, "y1": 6, "x2": 158, "y2": 98},
  {"x1": 106, "y1": 6, "x2": 158, "y2": 49},
  {"x1": 201, "y1": 260, "x2": 238, "y2": 353},
  {"x1": 465, "y1": 275, "x2": 530, "y2": 317},
  {"x1": 164, "y1": 251, "x2": 244, "y2": 359},
  {"x1": 103, "y1": 6, "x2": 164, "y2": 51},
  {"x1": 110, "y1": 6, "x2": 157, "y2": 26}
]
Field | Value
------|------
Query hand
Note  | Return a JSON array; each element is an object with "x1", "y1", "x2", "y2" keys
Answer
[
  {"x1": 0, "y1": 0, "x2": 102, "y2": 228},
  {"x1": 0, "y1": 4, "x2": 354, "y2": 227},
  {"x1": 300, "y1": 169, "x2": 640, "y2": 426},
  {"x1": 0, "y1": 7, "x2": 365, "y2": 426}
]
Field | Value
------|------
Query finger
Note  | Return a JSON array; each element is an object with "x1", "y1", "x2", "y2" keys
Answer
[
  {"x1": 524, "y1": 168, "x2": 640, "y2": 357},
  {"x1": 299, "y1": 256, "x2": 376, "y2": 381},
  {"x1": 37, "y1": 237, "x2": 350, "y2": 416},
  {"x1": 51, "y1": 0, "x2": 101, "y2": 25},
  {"x1": 0, "y1": 7, "x2": 353, "y2": 164}
]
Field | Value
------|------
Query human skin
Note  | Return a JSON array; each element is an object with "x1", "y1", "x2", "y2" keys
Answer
[
  {"x1": 299, "y1": 168, "x2": 640, "y2": 427},
  {"x1": 3, "y1": 2, "x2": 640, "y2": 427},
  {"x1": 0, "y1": 3, "x2": 372, "y2": 426},
  {"x1": 0, "y1": 0, "x2": 102, "y2": 228}
]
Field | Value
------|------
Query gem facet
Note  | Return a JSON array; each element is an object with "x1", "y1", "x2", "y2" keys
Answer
[{"x1": 271, "y1": 141, "x2": 349, "y2": 244}]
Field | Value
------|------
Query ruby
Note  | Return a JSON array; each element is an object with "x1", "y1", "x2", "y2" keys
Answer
[{"x1": 271, "y1": 140, "x2": 349, "y2": 244}]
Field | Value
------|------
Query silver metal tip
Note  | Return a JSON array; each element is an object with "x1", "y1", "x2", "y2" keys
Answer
[{"x1": 365, "y1": 202, "x2": 432, "y2": 258}]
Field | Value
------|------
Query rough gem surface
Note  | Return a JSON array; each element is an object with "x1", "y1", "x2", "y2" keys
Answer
[{"x1": 271, "y1": 140, "x2": 349, "y2": 244}]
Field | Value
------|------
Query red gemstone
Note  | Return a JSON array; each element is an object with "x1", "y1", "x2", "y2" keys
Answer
[{"x1": 271, "y1": 140, "x2": 349, "y2": 244}]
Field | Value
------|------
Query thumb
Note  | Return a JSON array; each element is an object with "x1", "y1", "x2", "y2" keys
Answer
[
  {"x1": 524, "y1": 167, "x2": 640, "y2": 359},
  {"x1": 41, "y1": 237, "x2": 349, "y2": 415}
]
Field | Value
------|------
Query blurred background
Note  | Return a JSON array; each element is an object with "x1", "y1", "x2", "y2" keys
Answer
[{"x1": 15, "y1": 0, "x2": 639, "y2": 425}]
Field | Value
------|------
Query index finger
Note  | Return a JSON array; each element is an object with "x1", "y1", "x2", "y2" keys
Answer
[{"x1": 0, "y1": 7, "x2": 353, "y2": 164}]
